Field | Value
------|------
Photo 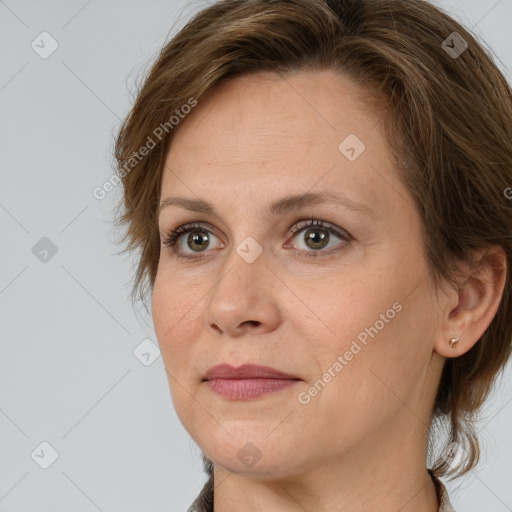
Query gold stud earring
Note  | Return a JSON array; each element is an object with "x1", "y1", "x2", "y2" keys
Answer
[{"x1": 449, "y1": 337, "x2": 459, "y2": 349}]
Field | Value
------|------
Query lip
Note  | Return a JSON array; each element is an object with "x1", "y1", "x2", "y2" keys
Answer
[
  {"x1": 204, "y1": 363, "x2": 300, "y2": 381},
  {"x1": 203, "y1": 364, "x2": 301, "y2": 400}
]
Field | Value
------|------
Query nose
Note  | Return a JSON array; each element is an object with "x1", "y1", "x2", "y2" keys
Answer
[{"x1": 204, "y1": 242, "x2": 281, "y2": 337}]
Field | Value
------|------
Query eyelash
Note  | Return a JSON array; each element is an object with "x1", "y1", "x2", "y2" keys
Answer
[{"x1": 160, "y1": 219, "x2": 352, "y2": 261}]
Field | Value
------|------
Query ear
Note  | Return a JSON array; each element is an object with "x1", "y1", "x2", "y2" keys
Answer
[{"x1": 434, "y1": 245, "x2": 507, "y2": 358}]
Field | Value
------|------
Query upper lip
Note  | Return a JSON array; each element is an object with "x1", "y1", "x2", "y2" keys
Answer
[{"x1": 204, "y1": 364, "x2": 300, "y2": 381}]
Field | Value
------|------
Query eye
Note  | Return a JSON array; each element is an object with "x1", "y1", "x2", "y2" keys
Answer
[
  {"x1": 160, "y1": 222, "x2": 224, "y2": 260},
  {"x1": 285, "y1": 218, "x2": 352, "y2": 258},
  {"x1": 160, "y1": 218, "x2": 352, "y2": 261}
]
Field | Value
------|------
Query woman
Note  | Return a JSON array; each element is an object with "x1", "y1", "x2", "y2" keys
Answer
[{"x1": 113, "y1": 0, "x2": 512, "y2": 510}]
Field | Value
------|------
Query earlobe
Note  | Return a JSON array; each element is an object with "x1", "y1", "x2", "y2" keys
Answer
[{"x1": 433, "y1": 245, "x2": 507, "y2": 359}]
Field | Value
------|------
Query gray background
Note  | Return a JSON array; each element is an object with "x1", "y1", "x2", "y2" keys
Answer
[{"x1": 1, "y1": 0, "x2": 511, "y2": 510}]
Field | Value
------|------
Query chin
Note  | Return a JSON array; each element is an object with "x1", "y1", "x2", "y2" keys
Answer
[{"x1": 199, "y1": 434, "x2": 307, "y2": 479}]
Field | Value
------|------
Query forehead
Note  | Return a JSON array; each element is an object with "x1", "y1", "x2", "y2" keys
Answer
[
  {"x1": 161, "y1": 69, "x2": 394, "y2": 214},
  {"x1": 168, "y1": 69, "x2": 381, "y2": 156}
]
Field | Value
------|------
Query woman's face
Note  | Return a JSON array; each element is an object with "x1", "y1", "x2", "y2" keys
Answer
[{"x1": 152, "y1": 69, "x2": 446, "y2": 478}]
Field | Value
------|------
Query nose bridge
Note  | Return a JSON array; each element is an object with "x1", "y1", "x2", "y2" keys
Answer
[
  {"x1": 216, "y1": 234, "x2": 268, "y2": 295},
  {"x1": 205, "y1": 235, "x2": 275, "y2": 333}
]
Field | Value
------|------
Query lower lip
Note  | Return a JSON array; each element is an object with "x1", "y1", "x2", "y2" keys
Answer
[{"x1": 205, "y1": 378, "x2": 300, "y2": 400}]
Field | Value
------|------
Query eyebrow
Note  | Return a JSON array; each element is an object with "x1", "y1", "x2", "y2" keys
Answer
[{"x1": 158, "y1": 192, "x2": 377, "y2": 219}]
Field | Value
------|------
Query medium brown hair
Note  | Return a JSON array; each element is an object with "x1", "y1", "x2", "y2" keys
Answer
[{"x1": 112, "y1": 0, "x2": 512, "y2": 508}]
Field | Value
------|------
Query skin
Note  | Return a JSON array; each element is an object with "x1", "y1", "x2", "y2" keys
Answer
[{"x1": 152, "y1": 69, "x2": 506, "y2": 512}]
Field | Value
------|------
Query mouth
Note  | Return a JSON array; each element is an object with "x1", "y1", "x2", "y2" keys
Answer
[
  {"x1": 203, "y1": 363, "x2": 300, "y2": 381},
  {"x1": 203, "y1": 363, "x2": 302, "y2": 400}
]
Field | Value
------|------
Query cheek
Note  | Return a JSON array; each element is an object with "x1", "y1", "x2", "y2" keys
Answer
[
  {"x1": 151, "y1": 272, "x2": 201, "y2": 369},
  {"x1": 304, "y1": 271, "x2": 421, "y2": 392},
  {"x1": 338, "y1": 292, "x2": 437, "y2": 418},
  {"x1": 297, "y1": 300, "x2": 426, "y2": 445},
  {"x1": 301, "y1": 278, "x2": 396, "y2": 355},
  {"x1": 151, "y1": 271, "x2": 212, "y2": 437}
]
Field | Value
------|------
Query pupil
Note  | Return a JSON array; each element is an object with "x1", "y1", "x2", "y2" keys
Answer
[
  {"x1": 306, "y1": 229, "x2": 328, "y2": 249},
  {"x1": 188, "y1": 231, "x2": 209, "y2": 251}
]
